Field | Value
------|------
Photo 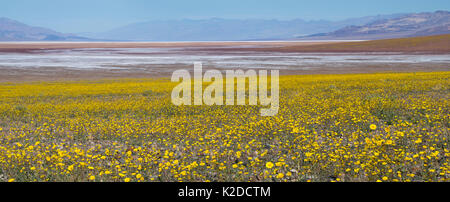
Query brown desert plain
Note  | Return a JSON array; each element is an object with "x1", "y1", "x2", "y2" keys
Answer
[{"x1": 0, "y1": 34, "x2": 449, "y2": 81}]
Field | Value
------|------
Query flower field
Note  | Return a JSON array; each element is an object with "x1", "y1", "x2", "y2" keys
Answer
[{"x1": 0, "y1": 72, "x2": 448, "y2": 182}]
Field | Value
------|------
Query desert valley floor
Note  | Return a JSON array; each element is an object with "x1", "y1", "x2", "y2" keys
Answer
[{"x1": 0, "y1": 40, "x2": 449, "y2": 81}]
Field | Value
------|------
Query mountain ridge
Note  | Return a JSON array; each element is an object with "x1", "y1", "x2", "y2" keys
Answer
[
  {"x1": 82, "y1": 14, "x2": 407, "y2": 41},
  {"x1": 0, "y1": 17, "x2": 94, "y2": 41},
  {"x1": 300, "y1": 11, "x2": 450, "y2": 40},
  {"x1": 0, "y1": 11, "x2": 448, "y2": 41}
]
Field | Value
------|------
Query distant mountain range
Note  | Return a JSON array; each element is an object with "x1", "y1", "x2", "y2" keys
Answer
[
  {"x1": 81, "y1": 14, "x2": 406, "y2": 41},
  {"x1": 0, "y1": 10, "x2": 448, "y2": 41},
  {"x1": 301, "y1": 11, "x2": 450, "y2": 40},
  {"x1": 0, "y1": 17, "x2": 94, "y2": 41}
]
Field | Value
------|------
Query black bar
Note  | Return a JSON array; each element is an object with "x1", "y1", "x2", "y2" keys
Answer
[{"x1": 0, "y1": 182, "x2": 447, "y2": 201}]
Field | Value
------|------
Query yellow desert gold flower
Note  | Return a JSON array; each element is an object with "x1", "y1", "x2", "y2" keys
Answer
[
  {"x1": 415, "y1": 138, "x2": 423, "y2": 144},
  {"x1": 266, "y1": 162, "x2": 274, "y2": 169},
  {"x1": 276, "y1": 173, "x2": 285, "y2": 179},
  {"x1": 370, "y1": 124, "x2": 377, "y2": 130}
]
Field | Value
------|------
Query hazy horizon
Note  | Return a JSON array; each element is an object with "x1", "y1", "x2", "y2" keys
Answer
[{"x1": 1, "y1": 0, "x2": 449, "y2": 33}]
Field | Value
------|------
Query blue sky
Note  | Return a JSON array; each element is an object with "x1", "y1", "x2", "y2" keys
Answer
[{"x1": 1, "y1": 0, "x2": 449, "y2": 33}]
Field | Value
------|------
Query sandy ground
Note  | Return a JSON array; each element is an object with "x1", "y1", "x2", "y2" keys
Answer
[
  {"x1": 0, "y1": 63, "x2": 448, "y2": 82},
  {"x1": 0, "y1": 41, "x2": 338, "y2": 53},
  {"x1": 0, "y1": 41, "x2": 448, "y2": 82}
]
